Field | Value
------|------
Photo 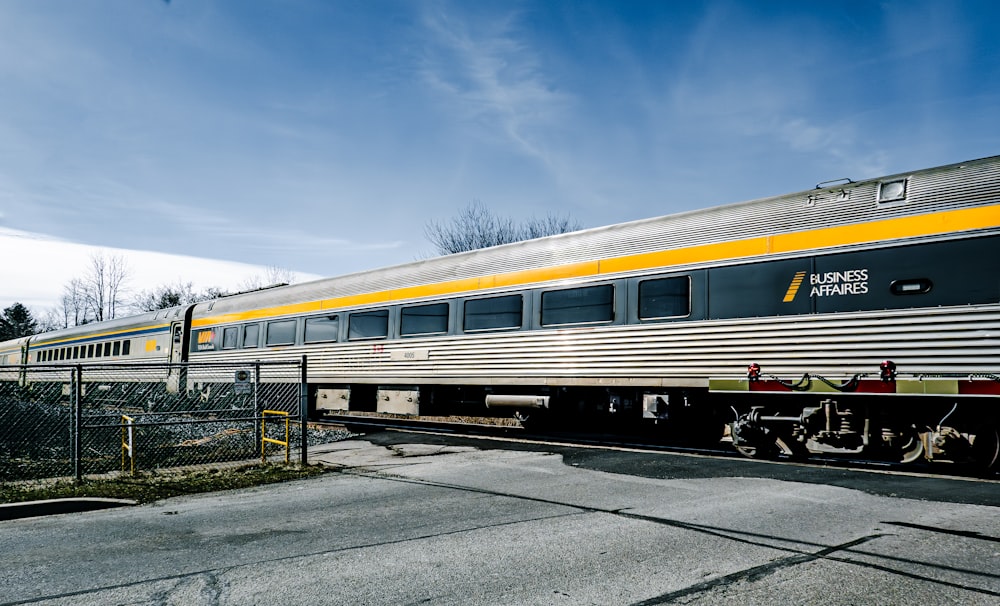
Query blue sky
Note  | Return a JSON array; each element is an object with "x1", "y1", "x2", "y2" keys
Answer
[{"x1": 2, "y1": 0, "x2": 999, "y2": 312}]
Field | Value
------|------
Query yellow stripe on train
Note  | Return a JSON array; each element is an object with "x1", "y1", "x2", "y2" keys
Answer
[{"x1": 192, "y1": 203, "x2": 1000, "y2": 328}]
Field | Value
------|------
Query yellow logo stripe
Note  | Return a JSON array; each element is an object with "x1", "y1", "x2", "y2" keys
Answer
[{"x1": 783, "y1": 271, "x2": 807, "y2": 302}]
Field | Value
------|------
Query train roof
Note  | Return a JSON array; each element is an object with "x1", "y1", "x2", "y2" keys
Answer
[
  {"x1": 192, "y1": 154, "x2": 1000, "y2": 320},
  {"x1": 25, "y1": 306, "x2": 187, "y2": 348},
  {"x1": 0, "y1": 335, "x2": 31, "y2": 356}
]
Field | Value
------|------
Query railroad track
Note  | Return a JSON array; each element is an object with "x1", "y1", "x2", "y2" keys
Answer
[{"x1": 314, "y1": 413, "x2": 1000, "y2": 482}]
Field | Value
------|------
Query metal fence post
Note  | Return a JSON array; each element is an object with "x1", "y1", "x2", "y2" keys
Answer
[
  {"x1": 253, "y1": 361, "x2": 262, "y2": 456},
  {"x1": 73, "y1": 365, "x2": 83, "y2": 481},
  {"x1": 300, "y1": 355, "x2": 308, "y2": 465}
]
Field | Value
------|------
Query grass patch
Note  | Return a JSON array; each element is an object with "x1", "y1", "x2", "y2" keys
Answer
[{"x1": 0, "y1": 463, "x2": 330, "y2": 505}]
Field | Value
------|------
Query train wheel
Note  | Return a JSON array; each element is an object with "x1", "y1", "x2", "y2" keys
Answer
[
  {"x1": 730, "y1": 420, "x2": 778, "y2": 459},
  {"x1": 514, "y1": 409, "x2": 552, "y2": 432},
  {"x1": 875, "y1": 425, "x2": 925, "y2": 464},
  {"x1": 896, "y1": 431, "x2": 925, "y2": 464},
  {"x1": 774, "y1": 434, "x2": 810, "y2": 460},
  {"x1": 733, "y1": 439, "x2": 777, "y2": 459},
  {"x1": 970, "y1": 425, "x2": 1000, "y2": 471}
]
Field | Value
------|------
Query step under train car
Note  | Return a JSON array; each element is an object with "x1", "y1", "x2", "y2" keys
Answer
[{"x1": 4, "y1": 155, "x2": 999, "y2": 468}]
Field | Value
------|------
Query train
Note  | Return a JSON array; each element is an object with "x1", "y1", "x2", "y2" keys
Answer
[{"x1": 2, "y1": 155, "x2": 999, "y2": 469}]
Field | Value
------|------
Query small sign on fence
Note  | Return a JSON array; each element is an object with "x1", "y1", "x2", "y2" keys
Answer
[{"x1": 234, "y1": 369, "x2": 253, "y2": 394}]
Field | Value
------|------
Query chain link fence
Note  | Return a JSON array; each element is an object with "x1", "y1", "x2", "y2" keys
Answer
[{"x1": 0, "y1": 360, "x2": 338, "y2": 483}]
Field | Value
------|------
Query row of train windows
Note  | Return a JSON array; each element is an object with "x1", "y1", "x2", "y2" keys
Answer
[
  {"x1": 36, "y1": 339, "x2": 132, "y2": 362},
  {"x1": 194, "y1": 276, "x2": 690, "y2": 351}
]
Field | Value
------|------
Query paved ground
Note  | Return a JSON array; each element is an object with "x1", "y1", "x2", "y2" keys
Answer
[{"x1": 2, "y1": 431, "x2": 998, "y2": 605}]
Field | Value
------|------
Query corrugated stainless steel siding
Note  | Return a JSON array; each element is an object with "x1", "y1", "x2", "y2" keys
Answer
[{"x1": 191, "y1": 304, "x2": 1000, "y2": 384}]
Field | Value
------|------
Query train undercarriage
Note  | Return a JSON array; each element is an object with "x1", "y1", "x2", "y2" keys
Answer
[
  {"x1": 312, "y1": 363, "x2": 1000, "y2": 472},
  {"x1": 719, "y1": 363, "x2": 1000, "y2": 471},
  {"x1": 727, "y1": 397, "x2": 1000, "y2": 470}
]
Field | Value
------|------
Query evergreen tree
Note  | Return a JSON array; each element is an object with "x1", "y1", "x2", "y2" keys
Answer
[{"x1": 0, "y1": 302, "x2": 38, "y2": 340}]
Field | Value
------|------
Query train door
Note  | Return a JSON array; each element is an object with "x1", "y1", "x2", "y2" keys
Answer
[
  {"x1": 18, "y1": 338, "x2": 30, "y2": 387},
  {"x1": 166, "y1": 305, "x2": 195, "y2": 393}
]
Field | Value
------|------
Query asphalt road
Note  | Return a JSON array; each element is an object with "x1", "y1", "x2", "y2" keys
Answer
[{"x1": 2, "y1": 431, "x2": 998, "y2": 605}]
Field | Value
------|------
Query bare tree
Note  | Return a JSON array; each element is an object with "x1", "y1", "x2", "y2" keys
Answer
[
  {"x1": 82, "y1": 252, "x2": 130, "y2": 321},
  {"x1": 239, "y1": 266, "x2": 295, "y2": 292},
  {"x1": 131, "y1": 281, "x2": 198, "y2": 312},
  {"x1": 35, "y1": 306, "x2": 65, "y2": 333},
  {"x1": 522, "y1": 214, "x2": 581, "y2": 240},
  {"x1": 60, "y1": 278, "x2": 93, "y2": 327},
  {"x1": 130, "y1": 281, "x2": 232, "y2": 312},
  {"x1": 49, "y1": 252, "x2": 132, "y2": 327},
  {"x1": 425, "y1": 200, "x2": 581, "y2": 255}
]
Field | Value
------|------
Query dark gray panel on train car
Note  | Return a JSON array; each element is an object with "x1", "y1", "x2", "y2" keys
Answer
[
  {"x1": 813, "y1": 235, "x2": 1000, "y2": 313},
  {"x1": 708, "y1": 258, "x2": 812, "y2": 319}
]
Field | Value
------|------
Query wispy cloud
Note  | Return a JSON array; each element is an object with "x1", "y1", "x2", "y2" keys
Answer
[{"x1": 416, "y1": 5, "x2": 570, "y2": 165}]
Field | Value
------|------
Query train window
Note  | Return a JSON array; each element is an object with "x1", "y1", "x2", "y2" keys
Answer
[
  {"x1": 104, "y1": 342, "x2": 112, "y2": 356},
  {"x1": 348, "y1": 310, "x2": 389, "y2": 340},
  {"x1": 87, "y1": 344, "x2": 95, "y2": 358},
  {"x1": 59, "y1": 348, "x2": 66, "y2": 361},
  {"x1": 401, "y1": 303, "x2": 449, "y2": 336},
  {"x1": 243, "y1": 324, "x2": 260, "y2": 349},
  {"x1": 541, "y1": 285, "x2": 614, "y2": 327},
  {"x1": 266, "y1": 320, "x2": 297, "y2": 346},
  {"x1": 194, "y1": 329, "x2": 217, "y2": 351},
  {"x1": 890, "y1": 278, "x2": 933, "y2": 295},
  {"x1": 464, "y1": 295, "x2": 522, "y2": 332},
  {"x1": 877, "y1": 179, "x2": 908, "y2": 204},
  {"x1": 222, "y1": 327, "x2": 239, "y2": 350},
  {"x1": 305, "y1": 315, "x2": 340, "y2": 343},
  {"x1": 113, "y1": 341, "x2": 121, "y2": 356},
  {"x1": 639, "y1": 277, "x2": 690, "y2": 320},
  {"x1": 122, "y1": 341, "x2": 131, "y2": 356},
  {"x1": 73, "y1": 347, "x2": 80, "y2": 359}
]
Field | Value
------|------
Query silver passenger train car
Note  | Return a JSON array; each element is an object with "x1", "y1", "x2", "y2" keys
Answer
[{"x1": 4, "y1": 155, "x2": 999, "y2": 468}]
